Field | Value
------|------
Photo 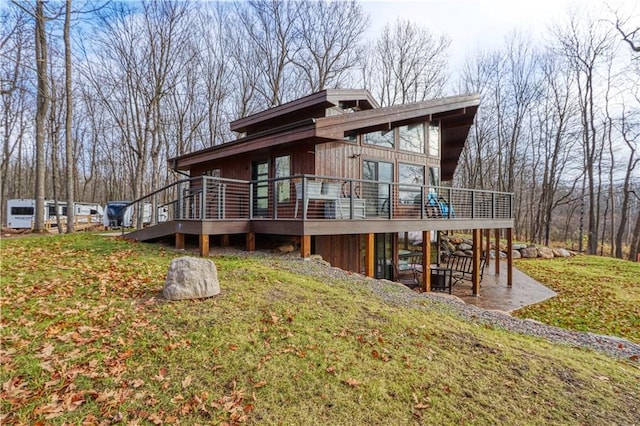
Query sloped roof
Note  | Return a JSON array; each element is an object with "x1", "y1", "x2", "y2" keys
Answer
[{"x1": 169, "y1": 91, "x2": 480, "y2": 181}]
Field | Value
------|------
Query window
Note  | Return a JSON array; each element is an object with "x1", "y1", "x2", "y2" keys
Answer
[
  {"x1": 429, "y1": 167, "x2": 440, "y2": 186},
  {"x1": 399, "y1": 163, "x2": 425, "y2": 204},
  {"x1": 274, "y1": 155, "x2": 291, "y2": 202},
  {"x1": 428, "y1": 124, "x2": 440, "y2": 157},
  {"x1": 399, "y1": 124, "x2": 424, "y2": 153},
  {"x1": 364, "y1": 129, "x2": 394, "y2": 148},
  {"x1": 363, "y1": 160, "x2": 393, "y2": 217},
  {"x1": 203, "y1": 169, "x2": 221, "y2": 178},
  {"x1": 11, "y1": 206, "x2": 34, "y2": 215}
]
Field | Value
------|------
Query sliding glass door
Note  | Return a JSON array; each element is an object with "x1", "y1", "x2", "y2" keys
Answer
[{"x1": 363, "y1": 160, "x2": 393, "y2": 218}]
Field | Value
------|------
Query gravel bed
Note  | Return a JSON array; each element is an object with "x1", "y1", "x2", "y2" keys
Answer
[{"x1": 208, "y1": 248, "x2": 640, "y2": 362}]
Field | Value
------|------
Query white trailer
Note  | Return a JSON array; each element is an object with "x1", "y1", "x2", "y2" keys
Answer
[{"x1": 6, "y1": 199, "x2": 104, "y2": 229}]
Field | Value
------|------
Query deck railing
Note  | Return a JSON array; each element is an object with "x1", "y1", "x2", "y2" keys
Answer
[{"x1": 126, "y1": 175, "x2": 513, "y2": 229}]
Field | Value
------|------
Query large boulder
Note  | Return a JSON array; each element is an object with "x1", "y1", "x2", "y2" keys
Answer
[
  {"x1": 163, "y1": 257, "x2": 220, "y2": 300},
  {"x1": 512, "y1": 250, "x2": 522, "y2": 259},
  {"x1": 552, "y1": 248, "x2": 571, "y2": 257},
  {"x1": 458, "y1": 243, "x2": 473, "y2": 251},
  {"x1": 512, "y1": 243, "x2": 527, "y2": 250},
  {"x1": 520, "y1": 247, "x2": 538, "y2": 258},
  {"x1": 537, "y1": 247, "x2": 554, "y2": 259}
]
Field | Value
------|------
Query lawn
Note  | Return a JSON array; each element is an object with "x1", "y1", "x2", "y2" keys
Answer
[
  {"x1": 514, "y1": 255, "x2": 640, "y2": 344},
  {"x1": 1, "y1": 234, "x2": 639, "y2": 424}
]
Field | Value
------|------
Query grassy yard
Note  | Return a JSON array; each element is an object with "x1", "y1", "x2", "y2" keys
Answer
[
  {"x1": 514, "y1": 255, "x2": 640, "y2": 344},
  {"x1": 1, "y1": 234, "x2": 639, "y2": 425}
]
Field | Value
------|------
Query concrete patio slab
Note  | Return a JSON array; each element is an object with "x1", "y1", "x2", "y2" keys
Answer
[{"x1": 449, "y1": 261, "x2": 557, "y2": 312}]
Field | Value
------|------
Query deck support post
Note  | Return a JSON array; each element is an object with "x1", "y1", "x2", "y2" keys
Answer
[
  {"x1": 507, "y1": 228, "x2": 513, "y2": 287},
  {"x1": 221, "y1": 234, "x2": 229, "y2": 247},
  {"x1": 484, "y1": 229, "x2": 491, "y2": 263},
  {"x1": 199, "y1": 234, "x2": 209, "y2": 257},
  {"x1": 365, "y1": 233, "x2": 374, "y2": 277},
  {"x1": 246, "y1": 232, "x2": 255, "y2": 252},
  {"x1": 472, "y1": 228, "x2": 481, "y2": 296},
  {"x1": 494, "y1": 228, "x2": 501, "y2": 275},
  {"x1": 175, "y1": 233, "x2": 185, "y2": 250},
  {"x1": 422, "y1": 230, "x2": 431, "y2": 292},
  {"x1": 301, "y1": 235, "x2": 311, "y2": 258}
]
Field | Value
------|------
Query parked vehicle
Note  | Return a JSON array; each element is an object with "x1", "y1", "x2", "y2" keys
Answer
[
  {"x1": 102, "y1": 202, "x2": 168, "y2": 228},
  {"x1": 6, "y1": 199, "x2": 103, "y2": 229}
]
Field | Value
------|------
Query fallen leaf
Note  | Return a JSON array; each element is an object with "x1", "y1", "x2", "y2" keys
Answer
[
  {"x1": 182, "y1": 375, "x2": 193, "y2": 388},
  {"x1": 252, "y1": 380, "x2": 267, "y2": 388},
  {"x1": 343, "y1": 378, "x2": 360, "y2": 388}
]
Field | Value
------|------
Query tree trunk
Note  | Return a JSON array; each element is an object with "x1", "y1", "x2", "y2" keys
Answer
[
  {"x1": 64, "y1": 0, "x2": 75, "y2": 232},
  {"x1": 34, "y1": 0, "x2": 49, "y2": 232}
]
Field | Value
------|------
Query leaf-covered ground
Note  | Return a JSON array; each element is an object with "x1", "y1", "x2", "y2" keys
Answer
[
  {"x1": 1, "y1": 234, "x2": 639, "y2": 424},
  {"x1": 514, "y1": 256, "x2": 640, "y2": 343}
]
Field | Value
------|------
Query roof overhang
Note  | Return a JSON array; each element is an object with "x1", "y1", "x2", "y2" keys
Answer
[
  {"x1": 168, "y1": 93, "x2": 480, "y2": 180},
  {"x1": 315, "y1": 94, "x2": 480, "y2": 180}
]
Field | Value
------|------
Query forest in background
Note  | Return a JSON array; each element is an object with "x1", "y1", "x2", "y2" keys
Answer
[{"x1": 1, "y1": 0, "x2": 638, "y2": 259}]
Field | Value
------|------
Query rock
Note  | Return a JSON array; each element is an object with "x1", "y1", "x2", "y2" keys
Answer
[
  {"x1": 552, "y1": 248, "x2": 571, "y2": 257},
  {"x1": 277, "y1": 243, "x2": 295, "y2": 253},
  {"x1": 450, "y1": 237, "x2": 463, "y2": 245},
  {"x1": 458, "y1": 243, "x2": 472, "y2": 251},
  {"x1": 163, "y1": 257, "x2": 220, "y2": 300},
  {"x1": 463, "y1": 250, "x2": 474, "y2": 257},
  {"x1": 512, "y1": 244, "x2": 527, "y2": 250},
  {"x1": 520, "y1": 247, "x2": 538, "y2": 258},
  {"x1": 461, "y1": 238, "x2": 473, "y2": 246},
  {"x1": 489, "y1": 249, "x2": 507, "y2": 259},
  {"x1": 453, "y1": 250, "x2": 467, "y2": 257},
  {"x1": 446, "y1": 241, "x2": 456, "y2": 252},
  {"x1": 512, "y1": 250, "x2": 521, "y2": 259},
  {"x1": 537, "y1": 247, "x2": 554, "y2": 259}
]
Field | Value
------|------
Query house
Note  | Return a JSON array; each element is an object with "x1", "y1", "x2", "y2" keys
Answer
[{"x1": 128, "y1": 89, "x2": 515, "y2": 294}]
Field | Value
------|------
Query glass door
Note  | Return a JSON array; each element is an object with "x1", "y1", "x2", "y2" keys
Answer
[
  {"x1": 375, "y1": 233, "x2": 393, "y2": 280},
  {"x1": 252, "y1": 160, "x2": 269, "y2": 217},
  {"x1": 363, "y1": 160, "x2": 393, "y2": 218}
]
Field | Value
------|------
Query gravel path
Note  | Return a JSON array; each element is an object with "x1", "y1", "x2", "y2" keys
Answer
[{"x1": 209, "y1": 248, "x2": 640, "y2": 362}]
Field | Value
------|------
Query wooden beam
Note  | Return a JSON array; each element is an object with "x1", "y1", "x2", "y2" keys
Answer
[
  {"x1": 472, "y1": 229, "x2": 481, "y2": 296},
  {"x1": 246, "y1": 232, "x2": 255, "y2": 252},
  {"x1": 221, "y1": 234, "x2": 229, "y2": 247},
  {"x1": 300, "y1": 235, "x2": 311, "y2": 258},
  {"x1": 422, "y1": 231, "x2": 431, "y2": 292},
  {"x1": 507, "y1": 228, "x2": 513, "y2": 287},
  {"x1": 365, "y1": 233, "x2": 374, "y2": 277},
  {"x1": 494, "y1": 228, "x2": 501, "y2": 275},
  {"x1": 175, "y1": 233, "x2": 185, "y2": 250},
  {"x1": 199, "y1": 234, "x2": 209, "y2": 257},
  {"x1": 484, "y1": 229, "x2": 491, "y2": 263}
]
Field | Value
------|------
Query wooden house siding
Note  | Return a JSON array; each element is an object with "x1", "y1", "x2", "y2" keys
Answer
[{"x1": 314, "y1": 234, "x2": 361, "y2": 273}]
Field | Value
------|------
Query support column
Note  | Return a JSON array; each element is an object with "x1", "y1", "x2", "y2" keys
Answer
[
  {"x1": 300, "y1": 235, "x2": 311, "y2": 258},
  {"x1": 472, "y1": 228, "x2": 481, "y2": 296},
  {"x1": 507, "y1": 228, "x2": 513, "y2": 287},
  {"x1": 221, "y1": 234, "x2": 229, "y2": 247},
  {"x1": 199, "y1": 234, "x2": 209, "y2": 257},
  {"x1": 246, "y1": 232, "x2": 255, "y2": 252},
  {"x1": 365, "y1": 233, "x2": 374, "y2": 278},
  {"x1": 494, "y1": 228, "x2": 501, "y2": 275},
  {"x1": 175, "y1": 233, "x2": 185, "y2": 250},
  {"x1": 422, "y1": 230, "x2": 431, "y2": 292},
  {"x1": 484, "y1": 229, "x2": 491, "y2": 263}
]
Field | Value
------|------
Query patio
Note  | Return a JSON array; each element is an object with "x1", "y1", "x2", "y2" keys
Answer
[{"x1": 437, "y1": 260, "x2": 556, "y2": 312}]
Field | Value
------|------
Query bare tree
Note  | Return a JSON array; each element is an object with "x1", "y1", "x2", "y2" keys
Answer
[
  {"x1": 236, "y1": 0, "x2": 302, "y2": 108},
  {"x1": 0, "y1": 6, "x2": 32, "y2": 226},
  {"x1": 292, "y1": 0, "x2": 368, "y2": 92},
  {"x1": 64, "y1": 0, "x2": 74, "y2": 232},
  {"x1": 553, "y1": 11, "x2": 615, "y2": 254},
  {"x1": 33, "y1": 0, "x2": 49, "y2": 232},
  {"x1": 366, "y1": 19, "x2": 450, "y2": 106}
]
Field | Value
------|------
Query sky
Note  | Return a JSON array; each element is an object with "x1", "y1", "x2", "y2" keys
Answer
[{"x1": 362, "y1": 0, "x2": 636, "y2": 71}]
